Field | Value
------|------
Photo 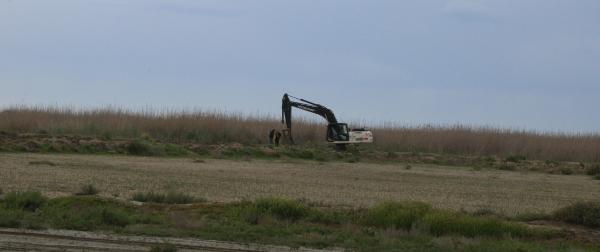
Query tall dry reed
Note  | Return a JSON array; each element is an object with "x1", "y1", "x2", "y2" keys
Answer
[{"x1": 1, "y1": 106, "x2": 599, "y2": 162}]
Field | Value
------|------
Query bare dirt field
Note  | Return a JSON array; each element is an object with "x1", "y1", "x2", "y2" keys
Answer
[{"x1": 1, "y1": 153, "x2": 599, "y2": 216}]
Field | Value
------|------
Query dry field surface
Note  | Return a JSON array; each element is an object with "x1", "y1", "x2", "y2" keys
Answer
[{"x1": 1, "y1": 153, "x2": 599, "y2": 216}]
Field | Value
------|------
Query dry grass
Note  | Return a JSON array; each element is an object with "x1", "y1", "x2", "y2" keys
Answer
[
  {"x1": 1, "y1": 153, "x2": 599, "y2": 216},
  {"x1": 1, "y1": 106, "x2": 599, "y2": 162},
  {"x1": 0, "y1": 106, "x2": 322, "y2": 145},
  {"x1": 375, "y1": 126, "x2": 600, "y2": 163}
]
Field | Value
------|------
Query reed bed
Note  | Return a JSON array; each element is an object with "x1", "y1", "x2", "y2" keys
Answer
[{"x1": 1, "y1": 106, "x2": 599, "y2": 162}]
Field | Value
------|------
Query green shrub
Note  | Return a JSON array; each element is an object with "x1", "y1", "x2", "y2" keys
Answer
[
  {"x1": 126, "y1": 141, "x2": 159, "y2": 156},
  {"x1": 422, "y1": 211, "x2": 532, "y2": 238},
  {"x1": 234, "y1": 198, "x2": 309, "y2": 223},
  {"x1": 3, "y1": 191, "x2": 47, "y2": 211},
  {"x1": 554, "y1": 201, "x2": 600, "y2": 228},
  {"x1": 0, "y1": 208, "x2": 24, "y2": 228},
  {"x1": 255, "y1": 198, "x2": 309, "y2": 221},
  {"x1": 42, "y1": 197, "x2": 136, "y2": 230},
  {"x1": 100, "y1": 207, "x2": 132, "y2": 227},
  {"x1": 132, "y1": 192, "x2": 201, "y2": 204},
  {"x1": 297, "y1": 150, "x2": 314, "y2": 159},
  {"x1": 362, "y1": 201, "x2": 431, "y2": 230},
  {"x1": 76, "y1": 184, "x2": 99, "y2": 196},
  {"x1": 164, "y1": 144, "x2": 189, "y2": 156},
  {"x1": 163, "y1": 192, "x2": 199, "y2": 204},
  {"x1": 306, "y1": 210, "x2": 350, "y2": 225}
]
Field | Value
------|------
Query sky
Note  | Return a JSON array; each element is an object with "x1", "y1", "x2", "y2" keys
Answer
[{"x1": 1, "y1": 0, "x2": 599, "y2": 132}]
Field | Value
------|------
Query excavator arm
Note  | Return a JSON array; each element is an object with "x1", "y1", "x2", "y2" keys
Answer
[
  {"x1": 281, "y1": 93, "x2": 349, "y2": 144},
  {"x1": 282, "y1": 93, "x2": 337, "y2": 127}
]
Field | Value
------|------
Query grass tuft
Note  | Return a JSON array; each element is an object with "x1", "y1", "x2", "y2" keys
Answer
[
  {"x1": 76, "y1": 184, "x2": 99, "y2": 196},
  {"x1": 233, "y1": 198, "x2": 310, "y2": 224},
  {"x1": 132, "y1": 192, "x2": 202, "y2": 204},
  {"x1": 362, "y1": 201, "x2": 430, "y2": 230}
]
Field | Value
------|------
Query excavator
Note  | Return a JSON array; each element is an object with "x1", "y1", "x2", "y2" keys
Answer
[{"x1": 270, "y1": 93, "x2": 373, "y2": 150}]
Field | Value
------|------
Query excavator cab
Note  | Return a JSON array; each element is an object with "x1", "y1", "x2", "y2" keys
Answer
[{"x1": 326, "y1": 123, "x2": 350, "y2": 142}]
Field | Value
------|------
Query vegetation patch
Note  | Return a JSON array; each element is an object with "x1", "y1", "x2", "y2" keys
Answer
[
  {"x1": 422, "y1": 211, "x2": 536, "y2": 238},
  {"x1": 513, "y1": 212, "x2": 551, "y2": 222},
  {"x1": 2, "y1": 131, "x2": 597, "y2": 176},
  {"x1": 586, "y1": 164, "x2": 600, "y2": 175},
  {"x1": 232, "y1": 198, "x2": 310, "y2": 224},
  {"x1": 2, "y1": 107, "x2": 600, "y2": 163},
  {"x1": 361, "y1": 201, "x2": 547, "y2": 238},
  {"x1": 3, "y1": 191, "x2": 47, "y2": 211},
  {"x1": 554, "y1": 201, "x2": 600, "y2": 228},
  {"x1": 0, "y1": 192, "x2": 589, "y2": 251},
  {"x1": 126, "y1": 141, "x2": 160, "y2": 156},
  {"x1": 132, "y1": 192, "x2": 203, "y2": 204},
  {"x1": 362, "y1": 201, "x2": 430, "y2": 230},
  {"x1": 75, "y1": 184, "x2": 99, "y2": 196},
  {"x1": 0, "y1": 192, "x2": 162, "y2": 231}
]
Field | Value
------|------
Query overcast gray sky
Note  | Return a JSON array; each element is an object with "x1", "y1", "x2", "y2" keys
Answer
[{"x1": 1, "y1": 0, "x2": 599, "y2": 132}]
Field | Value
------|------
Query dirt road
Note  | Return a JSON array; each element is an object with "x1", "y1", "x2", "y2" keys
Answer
[
  {"x1": 0, "y1": 228, "x2": 334, "y2": 252},
  {"x1": 1, "y1": 153, "x2": 599, "y2": 215}
]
